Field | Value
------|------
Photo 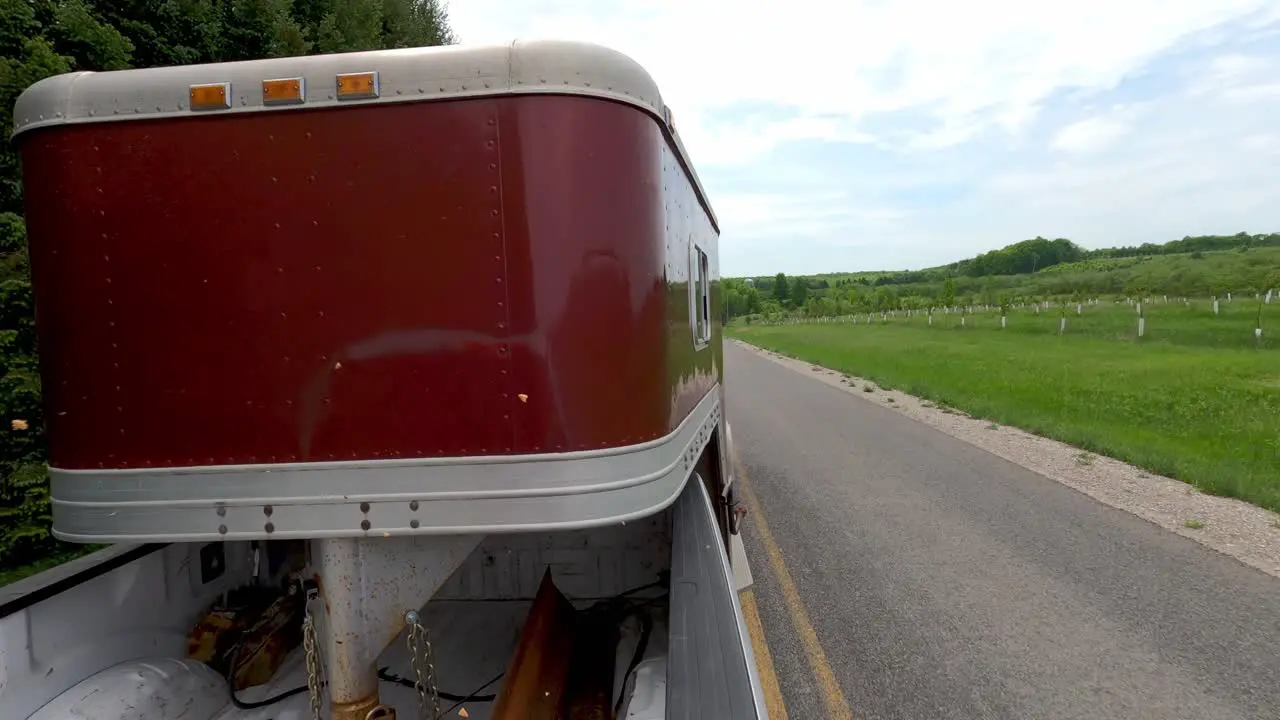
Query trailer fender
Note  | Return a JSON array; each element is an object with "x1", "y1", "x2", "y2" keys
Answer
[{"x1": 26, "y1": 657, "x2": 229, "y2": 720}]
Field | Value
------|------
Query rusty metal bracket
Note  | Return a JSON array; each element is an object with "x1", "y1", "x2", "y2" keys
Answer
[{"x1": 730, "y1": 502, "x2": 748, "y2": 536}]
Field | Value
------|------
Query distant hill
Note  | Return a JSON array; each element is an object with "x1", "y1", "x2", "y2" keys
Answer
[
  {"x1": 725, "y1": 233, "x2": 1280, "y2": 319},
  {"x1": 736, "y1": 232, "x2": 1280, "y2": 286}
]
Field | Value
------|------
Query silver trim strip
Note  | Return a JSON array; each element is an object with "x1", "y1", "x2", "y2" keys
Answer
[
  {"x1": 50, "y1": 387, "x2": 722, "y2": 543},
  {"x1": 691, "y1": 475, "x2": 770, "y2": 719},
  {"x1": 702, "y1": 420, "x2": 765, "y2": 714},
  {"x1": 11, "y1": 39, "x2": 717, "y2": 231}
]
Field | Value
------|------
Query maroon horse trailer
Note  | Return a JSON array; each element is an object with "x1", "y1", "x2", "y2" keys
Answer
[{"x1": 0, "y1": 39, "x2": 766, "y2": 720}]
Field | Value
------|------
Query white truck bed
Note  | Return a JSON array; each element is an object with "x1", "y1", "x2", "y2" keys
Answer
[{"x1": 1, "y1": 478, "x2": 763, "y2": 720}]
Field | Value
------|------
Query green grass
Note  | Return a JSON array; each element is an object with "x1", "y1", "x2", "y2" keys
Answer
[
  {"x1": 729, "y1": 301, "x2": 1280, "y2": 513},
  {"x1": 782, "y1": 295, "x2": 1275, "y2": 349}
]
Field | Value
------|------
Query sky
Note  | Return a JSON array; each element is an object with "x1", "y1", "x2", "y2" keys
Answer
[{"x1": 445, "y1": 0, "x2": 1280, "y2": 277}]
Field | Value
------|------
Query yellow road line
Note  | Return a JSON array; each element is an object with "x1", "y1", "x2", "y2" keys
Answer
[
  {"x1": 734, "y1": 450, "x2": 855, "y2": 720},
  {"x1": 740, "y1": 588, "x2": 789, "y2": 720}
]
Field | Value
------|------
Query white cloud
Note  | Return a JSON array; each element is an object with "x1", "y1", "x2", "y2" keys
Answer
[
  {"x1": 1050, "y1": 106, "x2": 1142, "y2": 153},
  {"x1": 676, "y1": 113, "x2": 876, "y2": 167},
  {"x1": 1189, "y1": 51, "x2": 1280, "y2": 101},
  {"x1": 448, "y1": 0, "x2": 1277, "y2": 145},
  {"x1": 713, "y1": 192, "x2": 903, "y2": 244},
  {"x1": 1210, "y1": 53, "x2": 1269, "y2": 78},
  {"x1": 443, "y1": 0, "x2": 1280, "y2": 275},
  {"x1": 1050, "y1": 117, "x2": 1127, "y2": 153}
]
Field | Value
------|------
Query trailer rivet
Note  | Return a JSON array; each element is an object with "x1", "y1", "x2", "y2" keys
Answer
[
  {"x1": 265, "y1": 522, "x2": 275, "y2": 533},
  {"x1": 410, "y1": 519, "x2": 420, "y2": 529},
  {"x1": 218, "y1": 524, "x2": 228, "y2": 534},
  {"x1": 361, "y1": 519, "x2": 371, "y2": 531},
  {"x1": 360, "y1": 502, "x2": 371, "y2": 513},
  {"x1": 263, "y1": 505, "x2": 273, "y2": 517},
  {"x1": 217, "y1": 506, "x2": 226, "y2": 517},
  {"x1": 409, "y1": 500, "x2": 419, "y2": 511}
]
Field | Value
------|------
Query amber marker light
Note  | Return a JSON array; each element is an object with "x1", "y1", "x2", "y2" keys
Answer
[
  {"x1": 263, "y1": 77, "x2": 305, "y2": 105},
  {"x1": 336, "y1": 71, "x2": 379, "y2": 100},
  {"x1": 189, "y1": 83, "x2": 231, "y2": 111}
]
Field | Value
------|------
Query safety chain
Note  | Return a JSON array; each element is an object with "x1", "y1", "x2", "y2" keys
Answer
[
  {"x1": 404, "y1": 610, "x2": 441, "y2": 719},
  {"x1": 302, "y1": 584, "x2": 324, "y2": 720}
]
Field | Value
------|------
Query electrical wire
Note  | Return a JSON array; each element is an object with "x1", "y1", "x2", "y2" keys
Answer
[
  {"x1": 376, "y1": 667, "x2": 498, "y2": 702},
  {"x1": 436, "y1": 670, "x2": 507, "y2": 719},
  {"x1": 226, "y1": 640, "x2": 315, "y2": 710}
]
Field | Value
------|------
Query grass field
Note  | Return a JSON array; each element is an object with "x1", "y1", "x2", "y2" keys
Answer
[{"x1": 728, "y1": 299, "x2": 1280, "y2": 514}]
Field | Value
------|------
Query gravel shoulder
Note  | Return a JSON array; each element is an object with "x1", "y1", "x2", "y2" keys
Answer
[{"x1": 731, "y1": 338, "x2": 1280, "y2": 579}]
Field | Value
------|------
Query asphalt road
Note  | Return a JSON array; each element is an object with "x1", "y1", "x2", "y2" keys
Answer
[{"x1": 726, "y1": 341, "x2": 1280, "y2": 720}]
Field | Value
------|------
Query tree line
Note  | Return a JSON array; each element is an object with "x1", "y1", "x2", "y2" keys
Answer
[
  {"x1": 863, "y1": 232, "x2": 1280, "y2": 288},
  {"x1": 725, "y1": 233, "x2": 1280, "y2": 322},
  {"x1": 0, "y1": 0, "x2": 456, "y2": 577}
]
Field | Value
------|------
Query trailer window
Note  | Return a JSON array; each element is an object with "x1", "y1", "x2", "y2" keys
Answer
[{"x1": 693, "y1": 245, "x2": 711, "y2": 346}]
